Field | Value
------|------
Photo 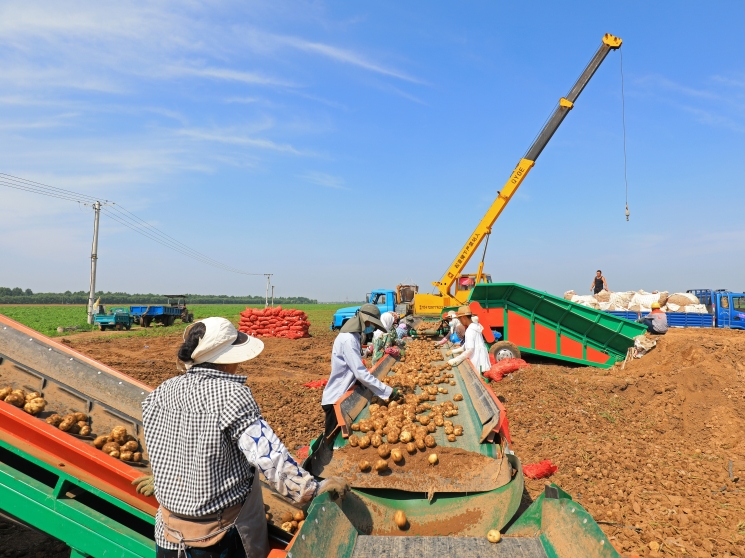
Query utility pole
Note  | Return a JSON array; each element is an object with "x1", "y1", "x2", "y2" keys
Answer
[
  {"x1": 87, "y1": 201, "x2": 101, "y2": 325},
  {"x1": 264, "y1": 274, "x2": 273, "y2": 308},
  {"x1": 271, "y1": 285, "x2": 275, "y2": 307}
]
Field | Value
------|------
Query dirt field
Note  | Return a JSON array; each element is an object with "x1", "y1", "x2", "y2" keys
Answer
[{"x1": 4, "y1": 327, "x2": 744, "y2": 557}]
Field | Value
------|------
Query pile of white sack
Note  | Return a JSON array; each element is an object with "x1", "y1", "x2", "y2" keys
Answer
[{"x1": 563, "y1": 289, "x2": 708, "y2": 314}]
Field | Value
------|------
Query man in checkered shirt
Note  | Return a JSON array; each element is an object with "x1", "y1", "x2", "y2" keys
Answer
[{"x1": 139, "y1": 317, "x2": 349, "y2": 558}]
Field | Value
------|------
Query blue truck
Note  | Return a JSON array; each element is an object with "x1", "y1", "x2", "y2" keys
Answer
[
  {"x1": 606, "y1": 289, "x2": 745, "y2": 329},
  {"x1": 129, "y1": 295, "x2": 194, "y2": 328},
  {"x1": 93, "y1": 306, "x2": 135, "y2": 331},
  {"x1": 330, "y1": 285, "x2": 418, "y2": 330}
]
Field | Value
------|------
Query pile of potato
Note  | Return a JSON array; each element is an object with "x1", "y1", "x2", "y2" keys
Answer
[
  {"x1": 348, "y1": 340, "x2": 466, "y2": 471},
  {"x1": 0, "y1": 386, "x2": 48, "y2": 416},
  {"x1": 46, "y1": 412, "x2": 92, "y2": 436},
  {"x1": 278, "y1": 509, "x2": 304, "y2": 534},
  {"x1": 93, "y1": 426, "x2": 142, "y2": 463}
]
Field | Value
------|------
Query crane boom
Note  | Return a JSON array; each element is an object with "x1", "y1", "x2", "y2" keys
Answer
[{"x1": 431, "y1": 33, "x2": 622, "y2": 302}]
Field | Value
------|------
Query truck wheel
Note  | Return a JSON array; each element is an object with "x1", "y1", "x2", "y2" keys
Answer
[
  {"x1": 167, "y1": 316, "x2": 175, "y2": 326},
  {"x1": 99, "y1": 325, "x2": 106, "y2": 331},
  {"x1": 142, "y1": 317, "x2": 150, "y2": 328},
  {"x1": 125, "y1": 324, "x2": 131, "y2": 331},
  {"x1": 115, "y1": 324, "x2": 123, "y2": 331},
  {"x1": 489, "y1": 341, "x2": 521, "y2": 362}
]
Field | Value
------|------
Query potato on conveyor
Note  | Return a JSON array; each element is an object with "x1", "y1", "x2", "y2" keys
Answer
[
  {"x1": 72, "y1": 412, "x2": 89, "y2": 422},
  {"x1": 0, "y1": 387, "x2": 12, "y2": 400},
  {"x1": 58, "y1": 415, "x2": 77, "y2": 432},
  {"x1": 93, "y1": 435, "x2": 108, "y2": 449},
  {"x1": 110, "y1": 426, "x2": 128, "y2": 443},
  {"x1": 25, "y1": 391, "x2": 41, "y2": 402},
  {"x1": 79, "y1": 425, "x2": 92, "y2": 436},
  {"x1": 120, "y1": 451, "x2": 133, "y2": 461},
  {"x1": 101, "y1": 442, "x2": 120, "y2": 454},
  {"x1": 122, "y1": 440, "x2": 139, "y2": 452},
  {"x1": 4, "y1": 392, "x2": 25, "y2": 407},
  {"x1": 133, "y1": 452, "x2": 142, "y2": 462},
  {"x1": 23, "y1": 398, "x2": 46, "y2": 415},
  {"x1": 46, "y1": 414, "x2": 64, "y2": 427}
]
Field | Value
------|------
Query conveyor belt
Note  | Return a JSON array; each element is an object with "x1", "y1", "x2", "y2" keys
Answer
[{"x1": 351, "y1": 536, "x2": 547, "y2": 558}]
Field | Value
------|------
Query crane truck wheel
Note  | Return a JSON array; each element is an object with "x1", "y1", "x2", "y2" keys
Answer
[{"x1": 489, "y1": 341, "x2": 521, "y2": 362}]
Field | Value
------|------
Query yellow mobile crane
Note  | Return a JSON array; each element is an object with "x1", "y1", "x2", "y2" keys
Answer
[{"x1": 413, "y1": 33, "x2": 622, "y2": 316}]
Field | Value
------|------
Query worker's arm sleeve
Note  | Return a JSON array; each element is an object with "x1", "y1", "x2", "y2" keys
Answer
[
  {"x1": 451, "y1": 346, "x2": 465, "y2": 355},
  {"x1": 341, "y1": 340, "x2": 393, "y2": 399},
  {"x1": 238, "y1": 419, "x2": 319, "y2": 504},
  {"x1": 450, "y1": 347, "x2": 473, "y2": 365}
]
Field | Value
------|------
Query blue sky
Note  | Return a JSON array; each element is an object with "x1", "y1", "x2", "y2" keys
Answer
[{"x1": 1, "y1": 1, "x2": 744, "y2": 301}]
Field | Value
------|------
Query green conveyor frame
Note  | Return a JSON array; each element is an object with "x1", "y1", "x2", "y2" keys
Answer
[{"x1": 468, "y1": 283, "x2": 647, "y2": 369}]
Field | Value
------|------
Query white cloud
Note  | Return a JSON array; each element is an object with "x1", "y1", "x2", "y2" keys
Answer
[
  {"x1": 167, "y1": 66, "x2": 294, "y2": 87},
  {"x1": 177, "y1": 128, "x2": 309, "y2": 155},
  {"x1": 299, "y1": 171, "x2": 347, "y2": 189}
]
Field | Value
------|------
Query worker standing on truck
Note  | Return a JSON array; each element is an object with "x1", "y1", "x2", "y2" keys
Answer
[
  {"x1": 590, "y1": 270, "x2": 609, "y2": 295},
  {"x1": 637, "y1": 302, "x2": 668, "y2": 335},
  {"x1": 137, "y1": 317, "x2": 349, "y2": 558},
  {"x1": 447, "y1": 306, "x2": 491, "y2": 373},
  {"x1": 321, "y1": 304, "x2": 400, "y2": 442}
]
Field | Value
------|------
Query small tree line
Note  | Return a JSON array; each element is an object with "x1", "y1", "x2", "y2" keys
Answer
[{"x1": 0, "y1": 288, "x2": 317, "y2": 305}]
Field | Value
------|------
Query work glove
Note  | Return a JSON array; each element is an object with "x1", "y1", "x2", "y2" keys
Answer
[
  {"x1": 445, "y1": 350, "x2": 453, "y2": 356},
  {"x1": 387, "y1": 387, "x2": 401, "y2": 401},
  {"x1": 447, "y1": 358, "x2": 459, "y2": 367},
  {"x1": 132, "y1": 475, "x2": 155, "y2": 497},
  {"x1": 317, "y1": 477, "x2": 350, "y2": 501}
]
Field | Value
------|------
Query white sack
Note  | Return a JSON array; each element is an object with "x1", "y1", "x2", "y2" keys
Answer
[
  {"x1": 629, "y1": 292, "x2": 662, "y2": 309},
  {"x1": 599, "y1": 301, "x2": 612, "y2": 311},
  {"x1": 609, "y1": 291, "x2": 634, "y2": 308},
  {"x1": 629, "y1": 303, "x2": 652, "y2": 313},
  {"x1": 681, "y1": 304, "x2": 708, "y2": 314},
  {"x1": 665, "y1": 302, "x2": 680, "y2": 312},
  {"x1": 564, "y1": 290, "x2": 576, "y2": 301},
  {"x1": 634, "y1": 335, "x2": 657, "y2": 358},
  {"x1": 595, "y1": 289, "x2": 611, "y2": 303},
  {"x1": 571, "y1": 295, "x2": 600, "y2": 309},
  {"x1": 668, "y1": 292, "x2": 699, "y2": 306}
]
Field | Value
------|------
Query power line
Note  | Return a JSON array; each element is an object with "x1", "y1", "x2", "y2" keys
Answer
[
  {"x1": 620, "y1": 49, "x2": 630, "y2": 222},
  {"x1": 0, "y1": 173, "x2": 266, "y2": 275}
]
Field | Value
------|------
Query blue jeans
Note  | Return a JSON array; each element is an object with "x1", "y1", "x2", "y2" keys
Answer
[{"x1": 156, "y1": 528, "x2": 245, "y2": 558}]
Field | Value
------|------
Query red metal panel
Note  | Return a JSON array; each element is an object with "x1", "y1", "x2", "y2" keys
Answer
[
  {"x1": 506, "y1": 311, "x2": 531, "y2": 348},
  {"x1": 469, "y1": 302, "x2": 503, "y2": 343},
  {"x1": 586, "y1": 346, "x2": 612, "y2": 365},
  {"x1": 534, "y1": 323, "x2": 557, "y2": 354},
  {"x1": 560, "y1": 335, "x2": 583, "y2": 359},
  {"x1": 0, "y1": 402, "x2": 158, "y2": 516}
]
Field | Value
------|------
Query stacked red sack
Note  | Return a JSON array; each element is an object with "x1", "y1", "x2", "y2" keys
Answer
[{"x1": 238, "y1": 306, "x2": 311, "y2": 339}]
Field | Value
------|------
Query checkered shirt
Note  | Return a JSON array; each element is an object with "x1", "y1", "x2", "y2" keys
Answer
[{"x1": 142, "y1": 366, "x2": 261, "y2": 549}]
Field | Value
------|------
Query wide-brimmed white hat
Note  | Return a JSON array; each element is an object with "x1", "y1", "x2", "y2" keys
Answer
[{"x1": 186, "y1": 317, "x2": 264, "y2": 367}]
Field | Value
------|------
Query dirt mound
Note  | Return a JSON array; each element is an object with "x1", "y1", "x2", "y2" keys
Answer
[{"x1": 500, "y1": 328, "x2": 745, "y2": 557}]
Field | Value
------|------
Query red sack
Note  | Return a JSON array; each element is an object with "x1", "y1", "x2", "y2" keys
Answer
[
  {"x1": 483, "y1": 358, "x2": 530, "y2": 382},
  {"x1": 296, "y1": 445, "x2": 310, "y2": 459},
  {"x1": 303, "y1": 379, "x2": 328, "y2": 389},
  {"x1": 523, "y1": 460, "x2": 558, "y2": 479}
]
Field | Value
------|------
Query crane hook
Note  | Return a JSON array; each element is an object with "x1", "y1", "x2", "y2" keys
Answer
[{"x1": 625, "y1": 204, "x2": 630, "y2": 222}]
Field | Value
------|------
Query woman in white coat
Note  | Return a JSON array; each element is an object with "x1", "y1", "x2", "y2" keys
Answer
[{"x1": 447, "y1": 306, "x2": 491, "y2": 373}]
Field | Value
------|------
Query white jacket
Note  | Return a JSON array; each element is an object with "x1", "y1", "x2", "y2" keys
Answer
[{"x1": 451, "y1": 322, "x2": 491, "y2": 372}]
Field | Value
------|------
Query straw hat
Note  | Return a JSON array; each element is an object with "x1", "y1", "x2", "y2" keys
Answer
[{"x1": 455, "y1": 305, "x2": 472, "y2": 317}]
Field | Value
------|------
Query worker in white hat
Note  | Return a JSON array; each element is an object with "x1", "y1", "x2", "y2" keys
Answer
[
  {"x1": 436, "y1": 310, "x2": 460, "y2": 347},
  {"x1": 137, "y1": 317, "x2": 349, "y2": 558},
  {"x1": 447, "y1": 305, "x2": 491, "y2": 373},
  {"x1": 321, "y1": 304, "x2": 399, "y2": 443}
]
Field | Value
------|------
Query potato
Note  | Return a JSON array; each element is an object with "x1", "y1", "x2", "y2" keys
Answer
[
  {"x1": 23, "y1": 398, "x2": 46, "y2": 415},
  {"x1": 290, "y1": 520, "x2": 298, "y2": 530},
  {"x1": 426, "y1": 423, "x2": 436, "y2": 433},
  {"x1": 120, "y1": 451, "x2": 133, "y2": 461},
  {"x1": 280, "y1": 511, "x2": 294, "y2": 523},
  {"x1": 11, "y1": 389, "x2": 26, "y2": 400},
  {"x1": 424, "y1": 435, "x2": 436, "y2": 448},
  {"x1": 449, "y1": 380, "x2": 456, "y2": 386},
  {"x1": 428, "y1": 454, "x2": 438, "y2": 466},
  {"x1": 46, "y1": 414, "x2": 64, "y2": 427},
  {"x1": 377, "y1": 444, "x2": 390, "y2": 459},
  {"x1": 415, "y1": 439, "x2": 426, "y2": 451},
  {"x1": 110, "y1": 426, "x2": 128, "y2": 443},
  {"x1": 281, "y1": 522, "x2": 293, "y2": 533},
  {"x1": 133, "y1": 452, "x2": 142, "y2": 462},
  {"x1": 93, "y1": 435, "x2": 108, "y2": 449},
  {"x1": 391, "y1": 449, "x2": 404, "y2": 463},
  {"x1": 0, "y1": 387, "x2": 12, "y2": 401},
  {"x1": 101, "y1": 442, "x2": 120, "y2": 454},
  {"x1": 370, "y1": 434, "x2": 382, "y2": 448},
  {"x1": 358, "y1": 460, "x2": 371, "y2": 472},
  {"x1": 293, "y1": 510, "x2": 305, "y2": 522},
  {"x1": 125, "y1": 434, "x2": 138, "y2": 443},
  {"x1": 393, "y1": 510, "x2": 408, "y2": 529},
  {"x1": 400, "y1": 431, "x2": 412, "y2": 443},
  {"x1": 25, "y1": 391, "x2": 41, "y2": 402},
  {"x1": 351, "y1": 423, "x2": 360, "y2": 431},
  {"x1": 358, "y1": 436, "x2": 371, "y2": 449},
  {"x1": 4, "y1": 392, "x2": 25, "y2": 407},
  {"x1": 444, "y1": 425, "x2": 454, "y2": 435},
  {"x1": 348, "y1": 435, "x2": 360, "y2": 447},
  {"x1": 71, "y1": 412, "x2": 89, "y2": 422},
  {"x1": 406, "y1": 442, "x2": 417, "y2": 454},
  {"x1": 122, "y1": 440, "x2": 139, "y2": 452},
  {"x1": 487, "y1": 529, "x2": 501, "y2": 543},
  {"x1": 447, "y1": 434, "x2": 457, "y2": 442},
  {"x1": 374, "y1": 459, "x2": 389, "y2": 473},
  {"x1": 58, "y1": 415, "x2": 77, "y2": 431},
  {"x1": 79, "y1": 425, "x2": 92, "y2": 436},
  {"x1": 297, "y1": 520, "x2": 304, "y2": 530},
  {"x1": 453, "y1": 426, "x2": 463, "y2": 436},
  {"x1": 418, "y1": 416, "x2": 430, "y2": 426},
  {"x1": 434, "y1": 415, "x2": 444, "y2": 427},
  {"x1": 108, "y1": 450, "x2": 120, "y2": 459}
]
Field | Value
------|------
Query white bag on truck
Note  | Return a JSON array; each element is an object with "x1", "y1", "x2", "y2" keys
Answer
[
  {"x1": 571, "y1": 295, "x2": 600, "y2": 309},
  {"x1": 564, "y1": 290, "x2": 576, "y2": 301},
  {"x1": 609, "y1": 291, "x2": 634, "y2": 308},
  {"x1": 668, "y1": 292, "x2": 699, "y2": 306},
  {"x1": 681, "y1": 304, "x2": 708, "y2": 313}
]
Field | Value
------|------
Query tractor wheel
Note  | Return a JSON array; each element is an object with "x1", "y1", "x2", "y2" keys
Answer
[
  {"x1": 167, "y1": 316, "x2": 175, "y2": 326},
  {"x1": 489, "y1": 341, "x2": 521, "y2": 362},
  {"x1": 188, "y1": 313, "x2": 194, "y2": 323},
  {"x1": 142, "y1": 317, "x2": 151, "y2": 328}
]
